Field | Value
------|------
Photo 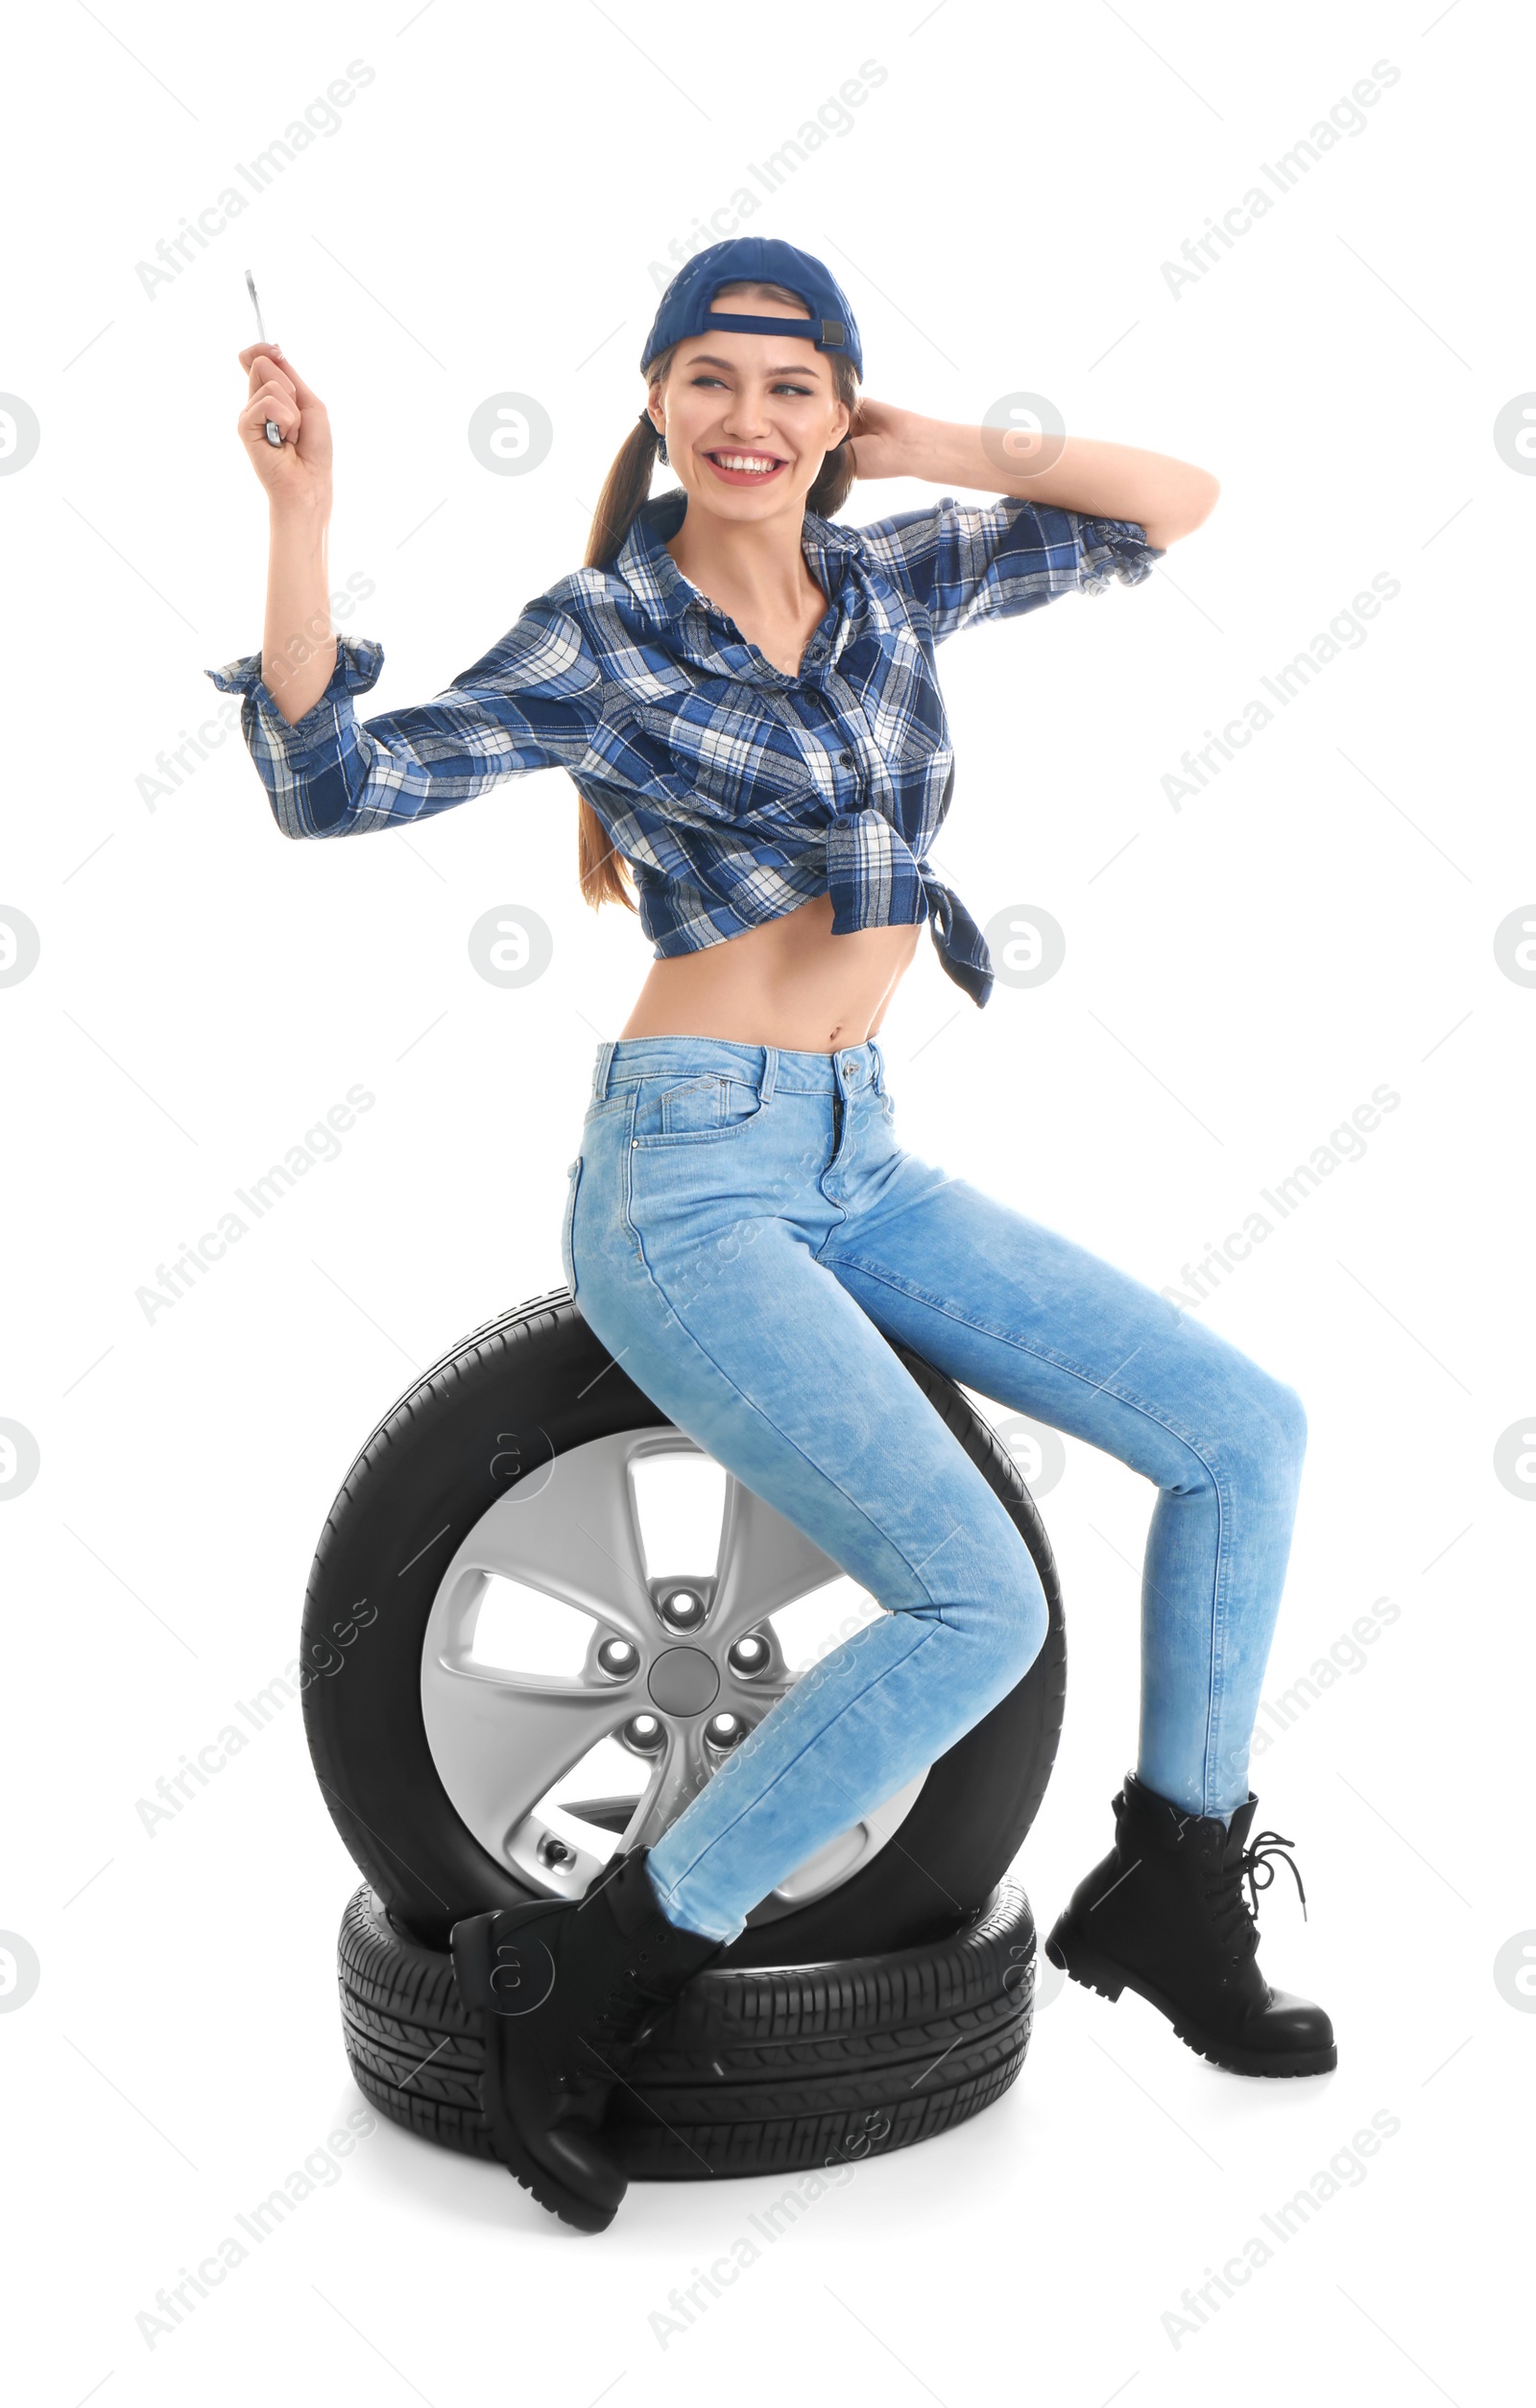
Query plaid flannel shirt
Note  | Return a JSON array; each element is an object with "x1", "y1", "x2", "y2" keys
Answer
[{"x1": 206, "y1": 486, "x2": 1160, "y2": 1008}]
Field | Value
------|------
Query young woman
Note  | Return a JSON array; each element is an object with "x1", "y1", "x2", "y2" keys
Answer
[{"x1": 213, "y1": 236, "x2": 1332, "y2": 2235}]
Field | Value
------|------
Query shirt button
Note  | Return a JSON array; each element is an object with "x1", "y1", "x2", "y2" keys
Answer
[{"x1": 838, "y1": 750, "x2": 853, "y2": 765}]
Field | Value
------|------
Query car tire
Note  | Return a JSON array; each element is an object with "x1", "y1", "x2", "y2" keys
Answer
[
  {"x1": 338, "y1": 1877, "x2": 1037, "y2": 2180},
  {"x1": 302, "y1": 1291, "x2": 1066, "y2": 1965}
]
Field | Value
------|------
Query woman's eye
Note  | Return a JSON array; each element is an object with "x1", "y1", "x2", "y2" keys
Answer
[{"x1": 688, "y1": 375, "x2": 816, "y2": 396}]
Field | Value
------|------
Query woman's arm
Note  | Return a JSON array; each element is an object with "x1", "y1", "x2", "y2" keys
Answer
[
  {"x1": 235, "y1": 343, "x2": 340, "y2": 726},
  {"x1": 213, "y1": 343, "x2": 603, "y2": 839},
  {"x1": 848, "y1": 401, "x2": 1219, "y2": 551},
  {"x1": 205, "y1": 612, "x2": 605, "y2": 843}
]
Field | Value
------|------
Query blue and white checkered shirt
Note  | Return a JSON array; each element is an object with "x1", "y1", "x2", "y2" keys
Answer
[{"x1": 206, "y1": 487, "x2": 1159, "y2": 1008}]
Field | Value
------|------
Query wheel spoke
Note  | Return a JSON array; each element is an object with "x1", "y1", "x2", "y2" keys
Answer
[
  {"x1": 442, "y1": 1431, "x2": 658, "y2": 1646},
  {"x1": 740, "y1": 1670, "x2": 796, "y2": 1712},
  {"x1": 419, "y1": 1662, "x2": 630, "y2": 1848},
  {"x1": 623, "y1": 1721, "x2": 711, "y2": 1853},
  {"x1": 770, "y1": 1772, "x2": 930, "y2": 1904},
  {"x1": 708, "y1": 1473, "x2": 844, "y2": 1649}
]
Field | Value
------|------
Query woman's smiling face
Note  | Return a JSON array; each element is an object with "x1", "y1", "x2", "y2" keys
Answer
[{"x1": 647, "y1": 287, "x2": 852, "y2": 520}]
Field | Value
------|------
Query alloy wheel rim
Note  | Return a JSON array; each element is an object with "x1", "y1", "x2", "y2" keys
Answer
[{"x1": 420, "y1": 1428, "x2": 925, "y2": 1923}]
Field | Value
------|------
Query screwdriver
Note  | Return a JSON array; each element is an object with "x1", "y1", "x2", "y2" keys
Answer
[{"x1": 243, "y1": 268, "x2": 284, "y2": 447}]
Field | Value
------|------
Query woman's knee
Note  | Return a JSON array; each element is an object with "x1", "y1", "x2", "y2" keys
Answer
[
  {"x1": 1270, "y1": 1374, "x2": 1308, "y2": 1465},
  {"x1": 1212, "y1": 1352, "x2": 1308, "y2": 1497},
  {"x1": 1240, "y1": 1362, "x2": 1308, "y2": 1467},
  {"x1": 1009, "y1": 1569, "x2": 1051, "y2": 1678},
  {"x1": 944, "y1": 1542, "x2": 1049, "y2": 1687}
]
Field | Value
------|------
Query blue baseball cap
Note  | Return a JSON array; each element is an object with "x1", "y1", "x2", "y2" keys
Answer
[{"x1": 639, "y1": 238, "x2": 862, "y2": 380}]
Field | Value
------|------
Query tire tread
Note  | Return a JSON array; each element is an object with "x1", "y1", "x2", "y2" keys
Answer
[{"x1": 336, "y1": 1878, "x2": 1036, "y2": 2180}]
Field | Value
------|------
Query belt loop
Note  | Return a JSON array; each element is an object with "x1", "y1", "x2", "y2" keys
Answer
[
  {"x1": 593, "y1": 1040, "x2": 615, "y2": 1101},
  {"x1": 759, "y1": 1045, "x2": 779, "y2": 1103}
]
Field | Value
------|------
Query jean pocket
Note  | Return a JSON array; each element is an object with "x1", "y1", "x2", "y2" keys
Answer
[
  {"x1": 560, "y1": 1155, "x2": 583, "y2": 1293},
  {"x1": 633, "y1": 1072, "x2": 769, "y2": 1146}
]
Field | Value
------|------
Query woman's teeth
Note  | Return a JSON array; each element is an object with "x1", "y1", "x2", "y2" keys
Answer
[{"x1": 711, "y1": 453, "x2": 780, "y2": 473}]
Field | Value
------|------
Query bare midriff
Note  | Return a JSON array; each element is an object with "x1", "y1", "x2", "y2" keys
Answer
[{"x1": 618, "y1": 890, "x2": 923, "y2": 1053}]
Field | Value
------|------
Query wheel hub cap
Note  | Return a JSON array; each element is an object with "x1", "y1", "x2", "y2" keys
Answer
[{"x1": 647, "y1": 1646, "x2": 720, "y2": 1716}]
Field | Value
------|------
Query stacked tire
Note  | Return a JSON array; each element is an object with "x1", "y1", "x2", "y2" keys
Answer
[
  {"x1": 339, "y1": 1881, "x2": 1038, "y2": 2179},
  {"x1": 303, "y1": 1293, "x2": 1066, "y2": 2179}
]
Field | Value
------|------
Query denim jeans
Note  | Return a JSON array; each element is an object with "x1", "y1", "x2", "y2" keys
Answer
[{"x1": 563, "y1": 1034, "x2": 1307, "y2": 1943}]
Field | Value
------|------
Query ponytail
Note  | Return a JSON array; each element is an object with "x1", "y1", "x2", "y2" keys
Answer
[
  {"x1": 575, "y1": 405, "x2": 664, "y2": 912},
  {"x1": 574, "y1": 284, "x2": 861, "y2": 914}
]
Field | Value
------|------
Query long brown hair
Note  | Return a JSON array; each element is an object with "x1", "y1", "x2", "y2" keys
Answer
[{"x1": 576, "y1": 278, "x2": 861, "y2": 913}]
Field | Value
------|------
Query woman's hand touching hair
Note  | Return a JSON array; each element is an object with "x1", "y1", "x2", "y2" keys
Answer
[{"x1": 843, "y1": 395, "x2": 921, "y2": 484}]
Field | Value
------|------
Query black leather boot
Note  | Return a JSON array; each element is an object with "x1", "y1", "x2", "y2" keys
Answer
[
  {"x1": 1044, "y1": 1772, "x2": 1336, "y2": 2077},
  {"x1": 450, "y1": 1848, "x2": 724, "y2": 2231}
]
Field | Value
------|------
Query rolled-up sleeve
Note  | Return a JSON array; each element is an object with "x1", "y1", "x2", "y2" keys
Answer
[
  {"x1": 855, "y1": 495, "x2": 1163, "y2": 644},
  {"x1": 204, "y1": 607, "x2": 603, "y2": 840}
]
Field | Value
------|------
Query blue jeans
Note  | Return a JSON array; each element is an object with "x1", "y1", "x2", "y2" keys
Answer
[{"x1": 563, "y1": 1035, "x2": 1307, "y2": 1943}]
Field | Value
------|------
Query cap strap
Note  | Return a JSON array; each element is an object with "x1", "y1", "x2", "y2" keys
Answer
[{"x1": 700, "y1": 309, "x2": 850, "y2": 352}]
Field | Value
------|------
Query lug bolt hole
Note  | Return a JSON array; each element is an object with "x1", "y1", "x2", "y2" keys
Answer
[
  {"x1": 622, "y1": 1713, "x2": 666, "y2": 1756},
  {"x1": 597, "y1": 1636, "x2": 638, "y2": 1677},
  {"x1": 727, "y1": 1633, "x2": 769, "y2": 1676},
  {"x1": 705, "y1": 1712, "x2": 745, "y2": 1750},
  {"x1": 659, "y1": 1587, "x2": 707, "y2": 1633}
]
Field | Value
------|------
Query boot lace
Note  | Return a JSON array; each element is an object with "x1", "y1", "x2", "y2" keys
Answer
[{"x1": 1204, "y1": 1828, "x2": 1308, "y2": 1963}]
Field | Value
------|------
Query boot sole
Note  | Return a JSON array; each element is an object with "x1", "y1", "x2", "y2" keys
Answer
[
  {"x1": 481, "y1": 2118, "x2": 619, "y2": 2235},
  {"x1": 1044, "y1": 1924, "x2": 1337, "y2": 2079},
  {"x1": 452, "y1": 1902, "x2": 622, "y2": 2233}
]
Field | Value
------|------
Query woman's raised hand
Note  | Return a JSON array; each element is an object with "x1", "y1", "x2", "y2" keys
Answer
[
  {"x1": 843, "y1": 396, "x2": 919, "y2": 483},
  {"x1": 236, "y1": 343, "x2": 333, "y2": 513},
  {"x1": 236, "y1": 344, "x2": 340, "y2": 725}
]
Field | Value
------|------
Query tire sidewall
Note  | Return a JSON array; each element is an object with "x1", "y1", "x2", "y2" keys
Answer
[{"x1": 302, "y1": 1300, "x2": 1065, "y2": 1960}]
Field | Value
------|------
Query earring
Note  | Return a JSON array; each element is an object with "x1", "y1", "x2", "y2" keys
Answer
[
  {"x1": 657, "y1": 429, "x2": 669, "y2": 465},
  {"x1": 637, "y1": 404, "x2": 667, "y2": 464}
]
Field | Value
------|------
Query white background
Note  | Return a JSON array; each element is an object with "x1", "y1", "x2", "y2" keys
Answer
[{"x1": 1, "y1": 1, "x2": 1529, "y2": 2400}]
